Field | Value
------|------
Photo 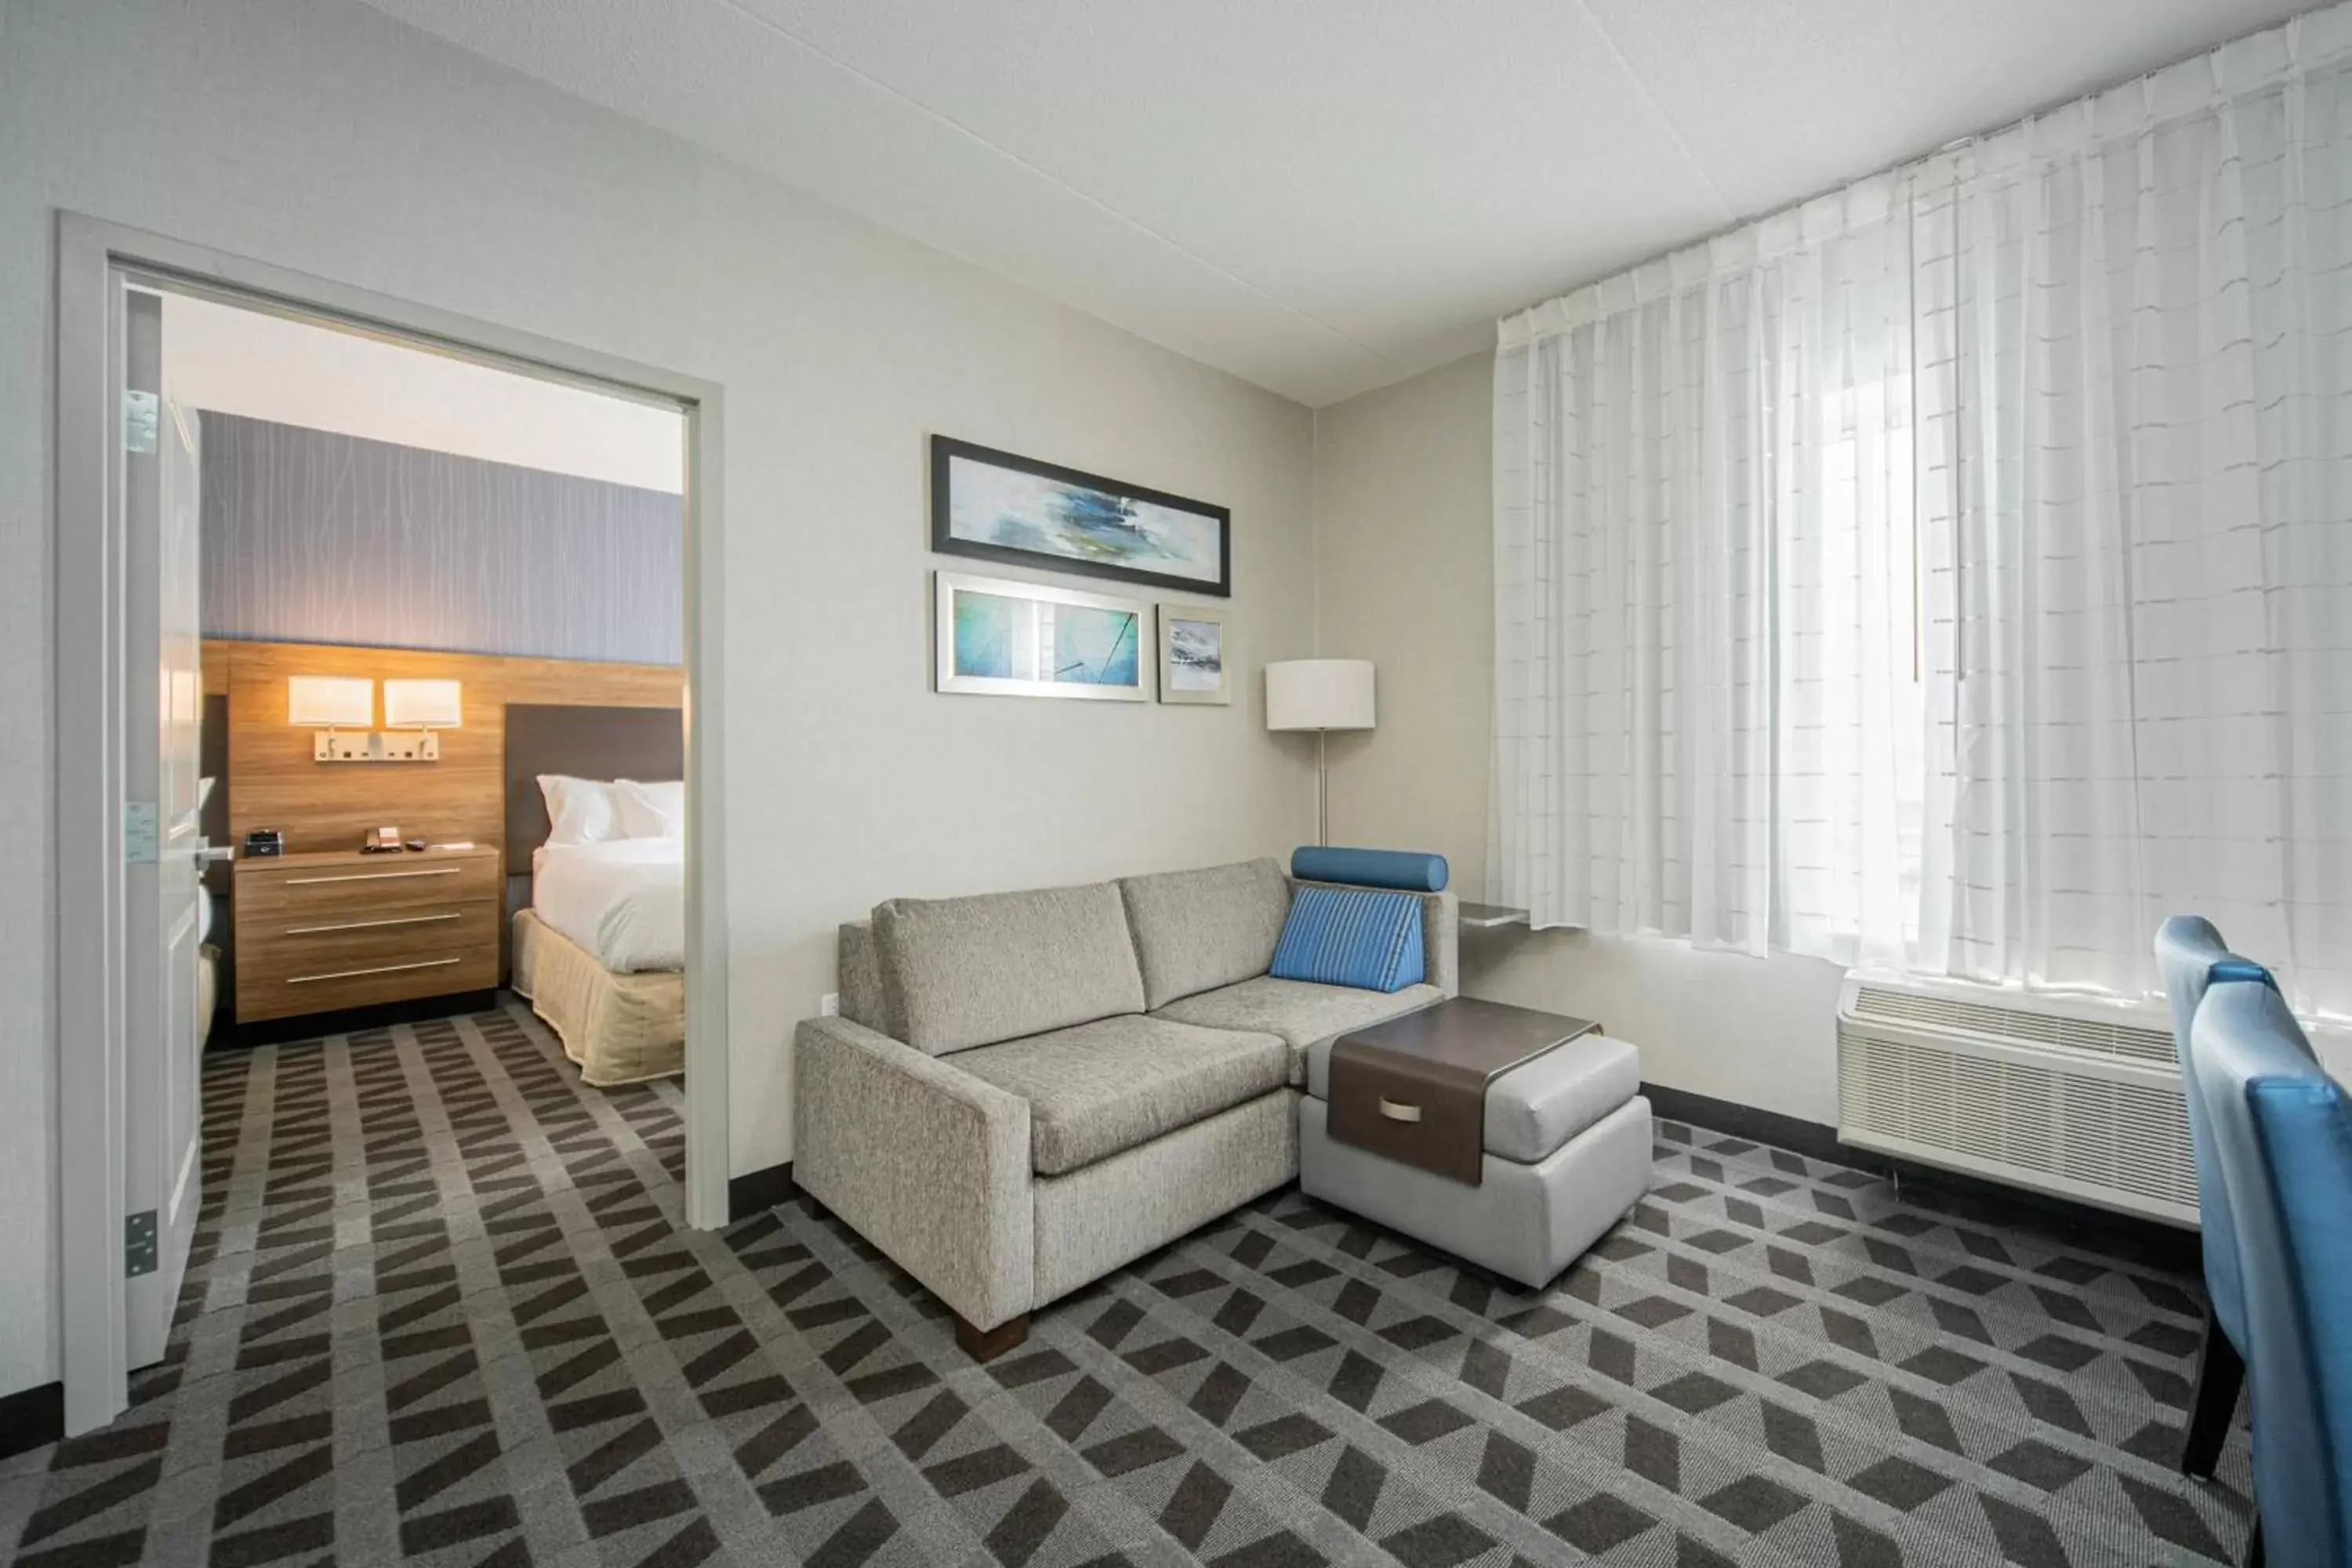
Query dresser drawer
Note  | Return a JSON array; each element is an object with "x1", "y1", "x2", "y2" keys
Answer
[
  {"x1": 236, "y1": 945, "x2": 500, "y2": 1022},
  {"x1": 257, "y1": 899, "x2": 500, "y2": 969},
  {"x1": 238, "y1": 855, "x2": 500, "y2": 920}
]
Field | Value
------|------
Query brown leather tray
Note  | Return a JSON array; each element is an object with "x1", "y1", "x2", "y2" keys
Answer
[{"x1": 1326, "y1": 997, "x2": 1599, "y2": 1185}]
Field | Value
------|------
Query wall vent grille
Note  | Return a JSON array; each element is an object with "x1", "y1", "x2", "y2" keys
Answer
[
  {"x1": 1836, "y1": 984, "x2": 2196, "y2": 1224},
  {"x1": 1849, "y1": 985, "x2": 2175, "y2": 1067}
]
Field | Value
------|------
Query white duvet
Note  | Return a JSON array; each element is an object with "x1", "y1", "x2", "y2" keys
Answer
[{"x1": 532, "y1": 839, "x2": 684, "y2": 972}]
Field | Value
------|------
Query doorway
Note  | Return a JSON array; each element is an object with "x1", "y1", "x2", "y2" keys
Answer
[{"x1": 53, "y1": 215, "x2": 731, "y2": 1436}]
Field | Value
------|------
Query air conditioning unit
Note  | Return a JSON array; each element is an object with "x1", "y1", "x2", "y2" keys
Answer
[{"x1": 1836, "y1": 977, "x2": 2197, "y2": 1226}]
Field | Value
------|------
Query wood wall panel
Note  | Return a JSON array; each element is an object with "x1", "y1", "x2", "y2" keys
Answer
[{"x1": 209, "y1": 639, "x2": 682, "y2": 872}]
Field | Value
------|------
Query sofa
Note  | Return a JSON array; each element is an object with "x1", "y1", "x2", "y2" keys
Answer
[{"x1": 793, "y1": 857, "x2": 1457, "y2": 1357}]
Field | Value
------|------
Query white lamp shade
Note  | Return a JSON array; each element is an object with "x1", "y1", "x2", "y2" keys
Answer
[
  {"x1": 384, "y1": 678, "x2": 463, "y2": 729},
  {"x1": 1265, "y1": 659, "x2": 1375, "y2": 731},
  {"x1": 286, "y1": 675, "x2": 374, "y2": 728}
]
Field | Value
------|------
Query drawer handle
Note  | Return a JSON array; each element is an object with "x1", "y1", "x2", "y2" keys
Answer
[
  {"x1": 286, "y1": 912, "x2": 462, "y2": 936},
  {"x1": 282, "y1": 867, "x2": 464, "y2": 885},
  {"x1": 1377, "y1": 1098, "x2": 1423, "y2": 1123},
  {"x1": 288, "y1": 956, "x2": 463, "y2": 985}
]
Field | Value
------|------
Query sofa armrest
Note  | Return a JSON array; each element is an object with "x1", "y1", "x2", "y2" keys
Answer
[
  {"x1": 1292, "y1": 880, "x2": 1459, "y2": 997},
  {"x1": 793, "y1": 1015, "x2": 1034, "y2": 1330},
  {"x1": 1423, "y1": 888, "x2": 1459, "y2": 997}
]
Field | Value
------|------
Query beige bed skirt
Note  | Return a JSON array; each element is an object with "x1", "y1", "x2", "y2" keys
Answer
[{"x1": 511, "y1": 909, "x2": 684, "y2": 1087}]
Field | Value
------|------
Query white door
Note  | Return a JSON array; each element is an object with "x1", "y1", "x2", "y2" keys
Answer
[{"x1": 123, "y1": 286, "x2": 208, "y2": 1367}]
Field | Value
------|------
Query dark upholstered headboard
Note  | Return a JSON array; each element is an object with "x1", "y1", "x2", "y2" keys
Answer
[{"x1": 503, "y1": 704, "x2": 684, "y2": 869}]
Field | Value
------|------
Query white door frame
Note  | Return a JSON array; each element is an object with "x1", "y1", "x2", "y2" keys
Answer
[{"x1": 54, "y1": 212, "x2": 732, "y2": 1436}]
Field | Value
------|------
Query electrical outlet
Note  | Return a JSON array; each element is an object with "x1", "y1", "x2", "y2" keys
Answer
[{"x1": 819, "y1": 993, "x2": 839, "y2": 1018}]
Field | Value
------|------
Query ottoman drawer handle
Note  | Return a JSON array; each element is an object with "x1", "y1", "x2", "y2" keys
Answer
[{"x1": 1377, "y1": 1098, "x2": 1423, "y2": 1123}]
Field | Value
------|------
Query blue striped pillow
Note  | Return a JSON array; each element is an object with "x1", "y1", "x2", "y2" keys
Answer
[{"x1": 1269, "y1": 887, "x2": 1425, "y2": 993}]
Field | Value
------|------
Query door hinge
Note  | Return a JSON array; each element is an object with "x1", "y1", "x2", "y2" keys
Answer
[
  {"x1": 123, "y1": 390, "x2": 158, "y2": 455},
  {"x1": 123, "y1": 801, "x2": 158, "y2": 864},
  {"x1": 125, "y1": 1210, "x2": 157, "y2": 1278}
]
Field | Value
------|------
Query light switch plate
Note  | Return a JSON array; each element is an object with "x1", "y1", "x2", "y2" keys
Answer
[{"x1": 819, "y1": 993, "x2": 839, "y2": 1018}]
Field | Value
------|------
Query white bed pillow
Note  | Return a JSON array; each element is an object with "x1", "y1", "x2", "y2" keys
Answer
[
  {"x1": 615, "y1": 779, "x2": 684, "y2": 840},
  {"x1": 539, "y1": 775, "x2": 625, "y2": 846}
]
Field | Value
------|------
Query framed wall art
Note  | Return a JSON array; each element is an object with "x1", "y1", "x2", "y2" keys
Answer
[
  {"x1": 933, "y1": 571, "x2": 1152, "y2": 702},
  {"x1": 931, "y1": 435, "x2": 1230, "y2": 597},
  {"x1": 1158, "y1": 605, "x2": 1229, "y2": 706}
]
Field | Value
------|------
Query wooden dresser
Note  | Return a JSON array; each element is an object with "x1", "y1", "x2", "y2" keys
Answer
[{"x1": 232, "y1": 846, "x2": 501, "y2": 1022}]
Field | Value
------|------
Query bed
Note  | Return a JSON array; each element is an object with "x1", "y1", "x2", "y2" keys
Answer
[{"x1": 504, "y1": 703, "x2": 685, "y2": 1087}]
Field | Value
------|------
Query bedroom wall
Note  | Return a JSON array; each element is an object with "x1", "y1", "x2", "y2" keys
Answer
[
  {"x1": 198, "y1": 412, "x2": 686, "y2": 665},
  {"x1": 1308, "y1": 350, "x2": 1846, "y2": 1130},
  {"x1": 1, "y1": 0, "x2": 1318, "y2": 1402}
]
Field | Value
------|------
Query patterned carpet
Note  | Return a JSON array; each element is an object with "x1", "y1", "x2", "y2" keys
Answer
[{"x1": 1, "y1": 998, "x2": 2254, "y2": 1568}]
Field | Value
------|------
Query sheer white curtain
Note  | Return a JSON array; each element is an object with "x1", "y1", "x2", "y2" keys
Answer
[
  {"x1": 1491, "y1": 185, "x2": 1922, "y2": 971},
  {"x1": 1913, "y1": 28, "x2": 2352, "y2": 1014},
  {"x1": 1493, "y1": 7, "x2": 2352, "y2": 1015}
]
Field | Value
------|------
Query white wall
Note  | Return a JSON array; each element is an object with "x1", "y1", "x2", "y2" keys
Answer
[
  {"x1": 160, "y1": 294, "x2": 688, "y2": 493},
  {"x1": 1309, "y1": 349, "x2": 1846, "y2": 1129},
  {"x1": 2, "y1": 0, "x2": 1319, "y2": 1399},
  {"x1": 1310, "y1": 350, "x2": 1494, "y2": 884}
]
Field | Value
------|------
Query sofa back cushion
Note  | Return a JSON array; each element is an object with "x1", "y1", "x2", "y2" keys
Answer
[
  {"x1": 1116, "y1": 858, "x2": 1293, "y2": 1009},
  {"x1": 874, "y1": 880, "x2": 1146, "y2": 1054}
]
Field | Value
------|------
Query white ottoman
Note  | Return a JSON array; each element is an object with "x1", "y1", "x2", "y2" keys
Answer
[{"x1": 1298, "y1": 1025, "x2": 1653, "y2": 1290}]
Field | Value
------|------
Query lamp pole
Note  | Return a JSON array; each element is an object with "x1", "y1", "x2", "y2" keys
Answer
[{"x1": 1317, "y1": 730, "x2": 1329, "y2": 847}]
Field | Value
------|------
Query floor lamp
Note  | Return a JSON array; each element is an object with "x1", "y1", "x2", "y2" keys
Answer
[{"x1": 1265, "y1": 659, "x2": 1375, "y2": 847}]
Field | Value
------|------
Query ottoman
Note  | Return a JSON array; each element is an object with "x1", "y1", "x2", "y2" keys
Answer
[{"x1": 1298, "y1": 1001, "x2": 1653, "y2": 1289}]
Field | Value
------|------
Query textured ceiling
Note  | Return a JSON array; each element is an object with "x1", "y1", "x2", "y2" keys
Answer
[{"x1": 361, "y1": 0, "x2": 2315, "y2": 405}]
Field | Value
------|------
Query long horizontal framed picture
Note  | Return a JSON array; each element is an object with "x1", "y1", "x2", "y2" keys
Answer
[
  {"x1": 932, "y1": 435, "x2": 1231, "y2": 597},
  {"x1": 934, "y1": 572, "x2": 1153, "y2": 702}
]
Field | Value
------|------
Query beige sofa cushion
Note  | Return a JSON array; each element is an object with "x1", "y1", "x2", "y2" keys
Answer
[
  {"x1": 950, "y1": 1014, "x2": 1288, "y2": 1174},
  {"x1": 1152, "y1": 975, "x2": 1444, "y2": 1086},
  {"x1": 1117, "y1": 858, "x2": 1293, "y2": 1009},
  {"x1": 874, "y1": 881, "x2": 1146, "y2": 1055}
]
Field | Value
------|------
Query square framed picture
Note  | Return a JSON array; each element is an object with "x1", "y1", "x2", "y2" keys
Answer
[
  {"x1": 931, "y1": 435, "x2": 1231, "y2": 597},
  {"x1": 934, "y1": 571, "x2": 1152, "y2": 702},
  {"x1": 1158, "y1": 606, "x2": 1229, "y2": 706}
]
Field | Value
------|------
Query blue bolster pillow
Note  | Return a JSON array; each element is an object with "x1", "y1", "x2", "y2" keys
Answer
[{"x1": 1290, "y1": 846, "x2": 1449, "y2": 893}]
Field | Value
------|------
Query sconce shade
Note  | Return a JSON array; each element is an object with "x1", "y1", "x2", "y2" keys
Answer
[
  {"x1": 287, "y1": 676, "x2": 373, "y2": 728},
  {"x1": 1265, "y1": 659, "x2": 1375, "y2": 731},
  {"x1": 384, "y1": 678, "x2": 463, "y2": 729}
]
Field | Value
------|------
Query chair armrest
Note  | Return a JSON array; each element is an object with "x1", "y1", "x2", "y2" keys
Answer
[
  {"x1": 792, "y1": 1015, "x2": 1034, "y2": 1330},
  {"x1": 1291, "y1": 880, "x2": 1459, "y2": 997}
]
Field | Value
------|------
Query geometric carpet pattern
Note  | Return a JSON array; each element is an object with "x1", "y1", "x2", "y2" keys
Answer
[{"x1": 1, "y1": 998, "x2": 2254, "y2": 1567}]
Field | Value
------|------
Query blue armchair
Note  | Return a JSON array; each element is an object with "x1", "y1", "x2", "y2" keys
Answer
[
  {"x1": 2187, "y1": 979, "x2": 2352, "y2": 1568},
  {"x1": 2156, "y1": 916, "x2": 2291, "y2": 1477}
]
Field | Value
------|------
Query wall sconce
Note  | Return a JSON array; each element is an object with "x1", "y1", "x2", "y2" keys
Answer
[
  {"x1": 382, "y1": 679, "x2": 462, "y2": 761},
  {"x1": 290, "y1": 674, "x2": 456, "y2": 763},
  {"x1": 288, "y1": 675, "x2": 378, "y2": 761}
]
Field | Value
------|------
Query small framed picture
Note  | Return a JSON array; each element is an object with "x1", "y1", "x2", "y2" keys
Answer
[
  {"x1": 1158, "y1": 606, "x2": 1229, "y2": 706},
  {"x1": 935, "y1": 571, "x2": 1152, "y2": 702}
]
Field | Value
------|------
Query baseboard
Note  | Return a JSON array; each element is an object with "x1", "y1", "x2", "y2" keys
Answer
[
  {"x1": 0, "y1": 1381, "x2": 63, "y2": 1460},
  {"x1": 1642, "y1": 1083, "x2": 1849, "y2": 1166},
  {"x1": 728, "y1": 1161, "x2": 794, "y2": 1222},
  {"x1": 1642, "y1": 1081, "x2": 2199, "y2": 1272}
]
